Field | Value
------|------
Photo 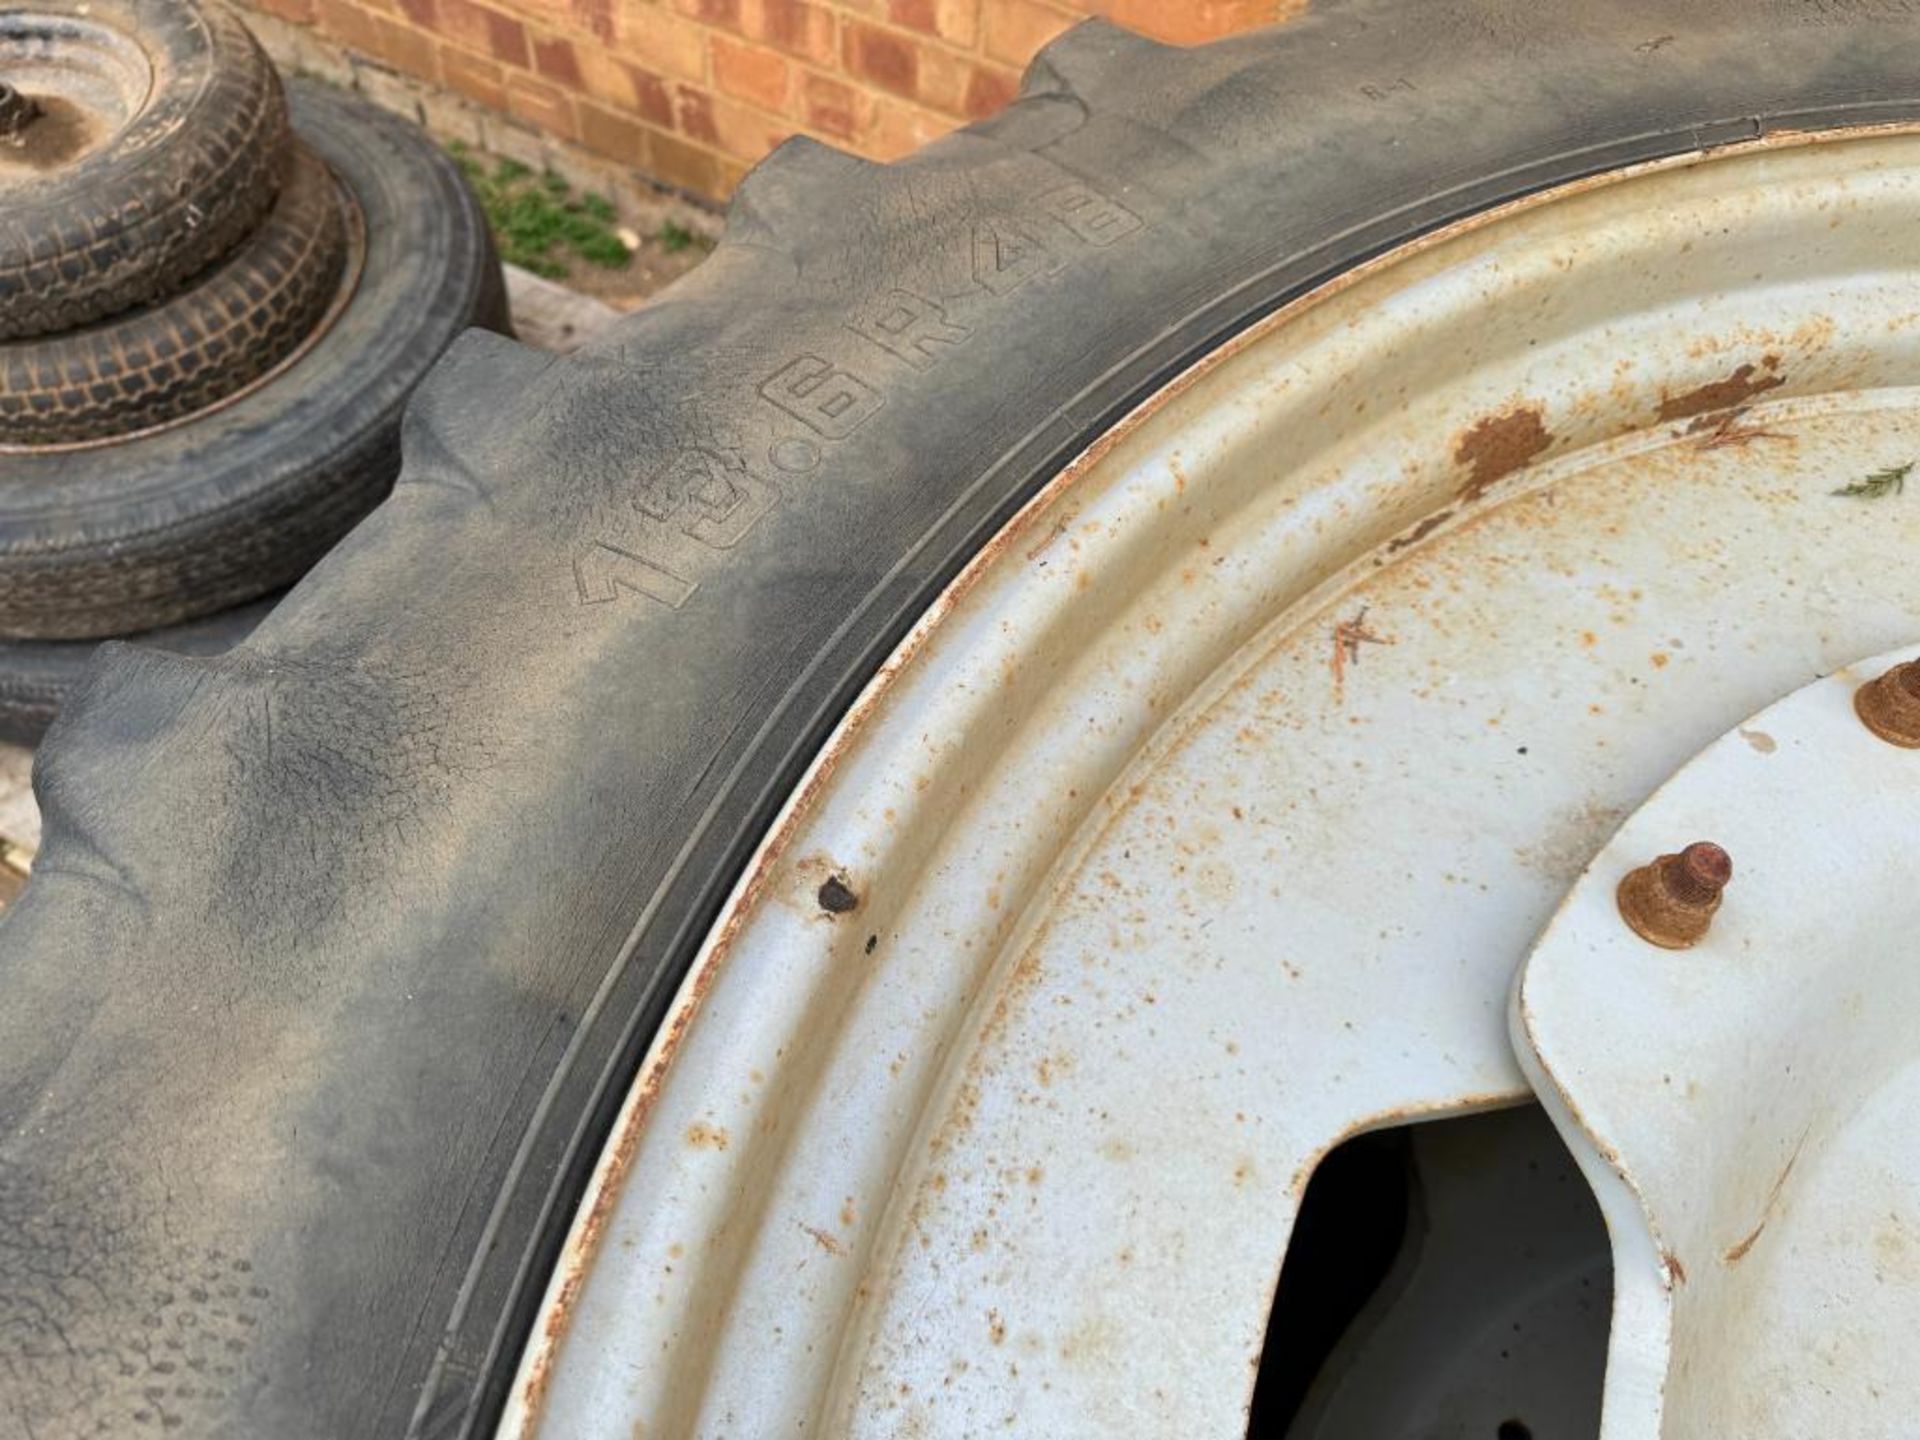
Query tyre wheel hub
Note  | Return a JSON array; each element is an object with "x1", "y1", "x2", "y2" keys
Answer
[
  {"x1": 0, "y1": 81, "x2": 41, "y2": 141},
  {"x1": 0, "y1": 14, "x2": 150, "y2": 174}
]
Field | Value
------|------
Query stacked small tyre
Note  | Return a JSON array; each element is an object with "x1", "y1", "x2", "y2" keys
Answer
[{"x1": 0, "y1": 0, "x2": 507, "y2": 741}]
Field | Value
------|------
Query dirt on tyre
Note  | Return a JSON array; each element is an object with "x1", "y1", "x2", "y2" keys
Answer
[
  {"x1": 2, "y1": 5, "x2": 1919, "y2": 1437},
  {"x1": 0, "y1": 79, "x2": 510, "y2": 640},
  {"x1": 0, "y1": 142, "x2": 349, "y2": 446},
  {"x1": 0, "y1": 0, "x2": 289, "y2": 340}
]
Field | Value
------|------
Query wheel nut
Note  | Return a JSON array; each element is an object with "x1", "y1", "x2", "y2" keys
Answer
[
  {"x1": 1617, "y1": 841, "x2": 1732, "y2": 950},
  {"x1": 1855, "y1": 659, "x2": 1920, "y2": 748},
  {"x1": 0, "y1": 84, "x2": 39, "y2": 141}
]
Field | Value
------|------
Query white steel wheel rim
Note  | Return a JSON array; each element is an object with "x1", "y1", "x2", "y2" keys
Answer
[
  {"x1": 1514, "y1": 644, "x2": 1920, "y2": 1438},
  {"x1": 505, "y1": 130, "x2": 1920, "y2": 1439}
]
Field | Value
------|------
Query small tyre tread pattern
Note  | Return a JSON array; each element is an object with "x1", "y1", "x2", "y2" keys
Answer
[
  {"x1": 0, "y1": 82, "x2": 510, "y2": 641},
  {"x1": 0, "y1": 1, "x2": 290, "y2": 340},
  {"x1": 0, "y1": 143, "x2": 348, "y2": 446}
]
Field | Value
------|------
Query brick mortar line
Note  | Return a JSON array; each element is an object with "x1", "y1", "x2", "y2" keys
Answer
[
  {"x1": 240, "y1": 0, "x2": 1283, "y2": 199},
  {"x1": 244, "y1": 7, "x2": 744, "y2": 205},
  {"x1": 307, "y1": 0, "x2": 995, "y2": 150}
]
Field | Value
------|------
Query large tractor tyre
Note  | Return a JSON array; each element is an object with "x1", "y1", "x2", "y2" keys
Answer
[
  {"x1": 0, "y1": 81, "x2": 509, "y2": 640},
  {"x1": 0, "y1": 0, "x2": 289, "y2": 339},
  {"x1": 0, "y1": 142, "x2": 348, "y2": 447},
  {"x1": 1, "y1": 4, "x2": 1915, "y2": 1436},
  {"x1": 0, "y1": 593, "x2": 271, "y2": 743}
]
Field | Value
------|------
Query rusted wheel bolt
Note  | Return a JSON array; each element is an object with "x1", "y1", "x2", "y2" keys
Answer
[
  {"x1": 1856, "y1": 659, "x2": 1920, "y2": 748},
  {"x1": 1617, "y1": 841, "x2": 1732, "y2": 950},
  {"x1": 0, "y1": 84, "x2": 37, "y2": 140}
]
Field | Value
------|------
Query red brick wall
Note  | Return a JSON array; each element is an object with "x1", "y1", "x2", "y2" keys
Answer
[{"x1": 242, "y1": 0, "x2": 1306, "y2": 200}]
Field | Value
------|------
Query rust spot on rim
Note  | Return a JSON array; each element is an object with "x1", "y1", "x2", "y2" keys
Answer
[
  {"x1": 1656, "y1": 356, "x2": 1785, "y2": 424},
  {"x1": 1687, "y1": 405, "x2": 1791, "y2": 451},
  {"x1": 1386, "y1": 509, "x2": 1454, "y2": 553},
  {"x1": 684, "y1": 1122, "x2": 730, "y2": 1151},
  {"x1": 1329, "y1": 605, "x2": 1389, "y2": 703},
  {"x1": 1662, "y1": 1250, "x2": 1687, "y2": 1287},
  {"x1": 799, "y1": 1223, "x2": 846, "y2": 1257},
  {"x1": 1453, "y1": 405, "x2": 1551, "y2": 503}
]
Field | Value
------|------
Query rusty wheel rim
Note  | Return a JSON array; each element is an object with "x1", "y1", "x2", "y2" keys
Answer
[{"x1": 504, "y1": 129, "x2": 1920, "y2": 1438}]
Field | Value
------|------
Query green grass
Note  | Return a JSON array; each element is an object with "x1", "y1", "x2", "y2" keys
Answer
[
  {"x1": 448, "y1": 143, "x2": 631, "y2": 279},
  {"x1": 656, "y1": 219, "x2": 698, "y2": 253}
]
